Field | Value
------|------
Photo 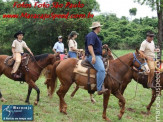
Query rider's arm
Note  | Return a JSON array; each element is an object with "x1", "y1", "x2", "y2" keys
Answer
[
  {"x1": 139, "y1": 50, "x2": 153, "y2": 61},
  {"x1": 88, "y1": 45, "x2": 95, "y2": 57},
  {"x1": 52, "y1": 49, "x2": 56, "y2": 53},
  {"x1": 26, "y1": 47, "x2": 33, "y2": 56},
  {"x1": 12, "y1": 47, "x2": 15, "y2": 54}
]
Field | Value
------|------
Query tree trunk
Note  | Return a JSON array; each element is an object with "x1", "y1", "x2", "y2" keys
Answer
[{"x1": 157, "y1": 1, "x2": 163, "y2": 59}]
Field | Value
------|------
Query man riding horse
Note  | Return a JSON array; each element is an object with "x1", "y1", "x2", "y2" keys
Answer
[
  {"x1": 85, "y1": 22, "x2": 108, "y2": 95},
  {"x1": 139, "y1": 31, "x2": 160, "y2": 88},
  {"x1": 11, "y1": 31, "x2": 34, "y2": 79}
]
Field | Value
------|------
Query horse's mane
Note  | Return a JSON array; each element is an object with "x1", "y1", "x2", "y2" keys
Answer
[{"x1": 31, "y1": 54, "x2": 49, "y2": 62}]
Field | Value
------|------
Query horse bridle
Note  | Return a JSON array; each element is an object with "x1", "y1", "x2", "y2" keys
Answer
[{"x1": 133, "y1": 53, "x2": 147, "y2": 70}]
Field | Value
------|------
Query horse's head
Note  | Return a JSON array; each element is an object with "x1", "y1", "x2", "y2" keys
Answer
[
  {"x1": 133, "y1": 49, "x2": 150, "y2": 74},
  {"x1": 49, "y1": 53, "x2": 60, "y2": 64},
  {"x1": 102, "y1": 44, "x2": 114, "y2": 60}
]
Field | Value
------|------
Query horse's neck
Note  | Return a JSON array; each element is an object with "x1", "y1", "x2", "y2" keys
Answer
[
  {"x1": 110, "y1": 53, "x2": 133, "y2": 79},
  {"x1": 35, "y1": 57, "x2": 52, "y2": 70}
]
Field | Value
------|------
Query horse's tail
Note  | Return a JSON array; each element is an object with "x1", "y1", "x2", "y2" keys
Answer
[{"x1": 49, "y1": 60, "x2": 61, "y2": 96}]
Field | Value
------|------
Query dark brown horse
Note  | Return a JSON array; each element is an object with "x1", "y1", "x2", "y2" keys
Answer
[
  {"x1": 0, "y1": 53, "x2": 59, "y2": 105},
  {"x1": 49, "y1": 50, "x2": 149, "y2": 121},
  {"x1": 119, "y1": 68, "x2": 163, "y2": 114}
]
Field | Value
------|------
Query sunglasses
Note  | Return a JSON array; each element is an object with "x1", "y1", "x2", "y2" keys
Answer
[{"x1": 149, "y1": 36, "x2": 154, "y2": 38}]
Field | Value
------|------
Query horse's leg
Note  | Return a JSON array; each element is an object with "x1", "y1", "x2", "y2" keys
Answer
[
  {"x1": 90, "y1": 94, "x2": 96, "y2": 104},
  {"x1": 114, "y1": 90, "x2": 126, "y2": 120},
  {"x1": 0, "y1": 90, "x2": 7, "y2": 102},
  {"x1": 119, "y1": 84, "x2": 128, "y2": 108},
  {"x1": 26, "y1": 80, "x2": 40, "y2": 105},
  {"x1": 146, "y1": 89, "x2": 156, "y2": 114},
  {"x1": 25, "y1": 86, "x2": 32, "y2": 104},
  {"x1": 102, "y1": 90, "x2": 111, "y2": 122},
  {"x1": 71, "y1": 85, "x2": 79, "y2": 98},
  {"x1": 57, "y1": 82, "x2": 72, "y2": 114}
]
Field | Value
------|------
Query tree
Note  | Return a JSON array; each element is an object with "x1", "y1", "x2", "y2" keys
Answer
[{"x1": 129, "y1": 8, "x2": 137, "y2": 20}]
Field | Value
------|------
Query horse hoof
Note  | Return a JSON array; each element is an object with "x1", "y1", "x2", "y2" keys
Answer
[
  {"x1": 147, "y1": 111, "x2": 151, "y2": 115},
  {"x1": 117, "y1": 114, "x2": 122, "y2": 120},
  {"x1": 91, "y1": 99, "x2": 96, "y2": 104},
  {"x1": 25, "y1": 101, "x2": 30, "y2": 104},
  {"x1": 103, "y1": 116, "x2": 111, "y2": 122},
  {"x1": 1, "y1": 98, "x2": 7, "y2": 102},
  {"x1": 34, "y1": 101, "x2": 38, "y2": 106}
]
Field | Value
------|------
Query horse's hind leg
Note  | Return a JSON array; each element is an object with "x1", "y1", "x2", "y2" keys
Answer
[
  {"x1": 146, "y1": 89, "x2": 156, "y2": 114},
  {"x1": 57, "y1": 80, "x2": 72, "y2": 114},
  {"x1": 114, "y1": 90, "x2": 126, "y2": 120},
  {"x1": 25, "y1": 85, "x2": 32, "y2": 104},
  {"x1": 71, "y1": 85, "x2": 79, "y2": 98}
]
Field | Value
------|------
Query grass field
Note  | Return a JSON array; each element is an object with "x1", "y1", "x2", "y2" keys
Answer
[{"x1": 0, "y1": 50, "x2": 163, "y2": 122}]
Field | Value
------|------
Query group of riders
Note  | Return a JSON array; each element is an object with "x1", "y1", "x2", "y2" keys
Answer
[{"x1": 11, "y1": 21, "x2": 159, "y2": 95}]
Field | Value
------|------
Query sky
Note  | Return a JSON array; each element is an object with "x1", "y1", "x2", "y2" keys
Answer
[
  {"x1": 13, "y1": 0, "x2": 157, "y2": 19},
  {"x1": 94, "y1": 0, "x2": 157, "y2": 19}
]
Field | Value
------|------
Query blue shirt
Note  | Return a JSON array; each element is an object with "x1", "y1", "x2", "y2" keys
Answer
[
  {"x1": 85, "y1": 31, "x2": 102, "y2": 55},
  {"x1": 53, "y1": 41, "x2": 64, "y2": 53}
]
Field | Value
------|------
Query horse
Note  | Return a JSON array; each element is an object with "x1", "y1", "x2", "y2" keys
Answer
[
  {"x1": 44, "y1": 45, "x2": 114, "y2": 101},
  {"x1": 119, "y1": 67, "x2": 163, "y2": 114},
  {"x1": 0, "y1": 53, "x2": 59, "y2": 105},
  {"x1": 49, "y1": 49, "x2": 150, "y2": 121}
]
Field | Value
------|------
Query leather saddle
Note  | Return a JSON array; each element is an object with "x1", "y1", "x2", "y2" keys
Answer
[
  {"x1": 4, "y1": 53, "x2": 30, "y2": 67},
  {"x1": 73, "y1": 59, "x2": 109, "y2": 94}
]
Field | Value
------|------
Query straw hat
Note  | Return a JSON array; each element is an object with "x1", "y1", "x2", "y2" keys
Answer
[{"x1": 89, "y1": 22, "x2": 103, "y2": 29}]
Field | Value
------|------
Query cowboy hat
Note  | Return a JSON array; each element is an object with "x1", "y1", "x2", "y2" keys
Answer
[
  {"x1": 146, "y1": 31, "x2": 155, "y2": 37},
  {"x1": 89, "y1": 22, "x2": 103, "y2": 29},
  {"x1": 14, "y1": 31, "x2": 25, "y2": 38}
]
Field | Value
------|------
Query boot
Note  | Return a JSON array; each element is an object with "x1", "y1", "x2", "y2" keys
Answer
[
  {"x1": 97, "y1": 85, "x2": 108, "y2": 95},
  {"x1": 12, "y1": 72, "x2": 22, "y2": 79}
]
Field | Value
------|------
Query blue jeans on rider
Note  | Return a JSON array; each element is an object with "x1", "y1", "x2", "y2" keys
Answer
[
  {"x1": 86, "y1": 55, "x2": 105, "y2": 91},
  {"x1": 68, "y1": 51, "x2": 77, "y2": 58}
]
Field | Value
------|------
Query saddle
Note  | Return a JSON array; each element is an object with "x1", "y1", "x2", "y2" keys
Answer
[
  {"x1": 4, "y1": 53, "x2": 30, "y2": 67},
  {"x1": 73, "y1": 58, "x2": 109, "y2": 94}
]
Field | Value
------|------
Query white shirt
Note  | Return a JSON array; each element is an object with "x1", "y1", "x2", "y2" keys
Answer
[
  {"x1": 53, "y1": 41, "x2": 64, "y2": 53},
  {"x1": 140, "y1": 40, "x2": 155, "y2": 58},
  {"x1": 12, "y1": 39, "x2": 28, "y2": 53}
]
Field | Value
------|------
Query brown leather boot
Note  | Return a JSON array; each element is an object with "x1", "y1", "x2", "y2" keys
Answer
[
  {"x1": 12, "y1": 72, "x2": 22, "y2": 79},
  {"x1": 97, "y1": 85, "x2": 108, "y2": 95}
]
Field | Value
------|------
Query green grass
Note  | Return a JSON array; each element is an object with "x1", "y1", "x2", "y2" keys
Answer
[{"x1": 0, "y1": 50, "x2": 163, "y2": 122}]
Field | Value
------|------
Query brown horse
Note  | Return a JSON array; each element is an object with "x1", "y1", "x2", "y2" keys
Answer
[
  {"x1": 119, "y1": 68, "x2": 163, "y2": 114},
  {"x1": 0, "y1": 53, "x2": 59, "y2": 105},
  {"x1": 44, "y1": 45, "x2": 114, "y2": 101},
  {"x1": 49, "y1": 50, "x2": 149, "y2": 121}
]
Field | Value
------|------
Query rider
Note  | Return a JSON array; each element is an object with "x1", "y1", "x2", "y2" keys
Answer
[
  {"x1": 11, "y1": 31, "x2": 33, "y2": 78},
  {"x1": 139, "y1": 31, "x2": 160, "y2": 88},
  {"x1": 68, "y1": 31, "x2": 83, "y2": 58},
  {"x1": 52, "y1": 36, "x2": 64, "y2": 54},
  {"x1": 85, "y1": 22, "x2": 108, "y2": 95}
]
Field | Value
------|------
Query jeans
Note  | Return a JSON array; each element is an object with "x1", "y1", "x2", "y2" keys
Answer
[
  {"x1": 68, "y1": 51, "x2": 77, "y2": 58},
  {"x1": 86, "y1": 55, "x2": 105, "y2": 91}
]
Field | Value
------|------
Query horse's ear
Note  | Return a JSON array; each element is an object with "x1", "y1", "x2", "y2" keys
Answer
[{"x1": 136, "y1": 48, "x2": 140, "y2": 54}]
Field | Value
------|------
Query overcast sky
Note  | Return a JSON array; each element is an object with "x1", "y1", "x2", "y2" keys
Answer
[
  {"x1": 26, "y1": 0, "x2": 157, "y2": 19},
  {"x1": 95, "y1": 0, "x2": 157, "y2": 19}
]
